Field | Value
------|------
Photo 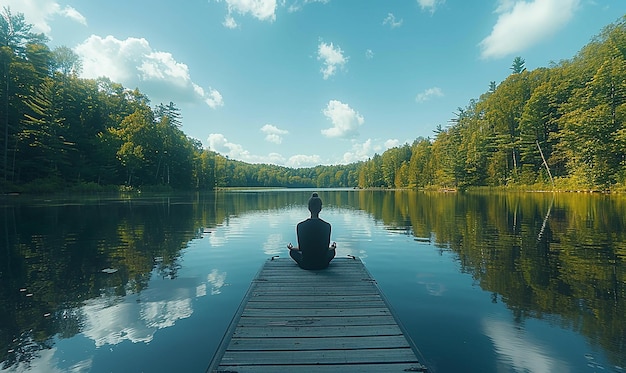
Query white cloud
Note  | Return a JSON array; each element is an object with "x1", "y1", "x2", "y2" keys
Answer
[
  {"x1": 58, "y1": 6, "x2": 86, "y2": 25},
  {"x1": 384, "y1": 139, "x2": 401, "y2": 148},
  {"x1": 261, "y1": 124, "x2": 289, "y2": 144},
  {"x1": 195, "y1": 84, "x2": 224, "y2": 108},
  {"x1": 415, "y1": 87, "x2": 444, "y2": 103},
  {"x1": 417, "y1": 0, "x2": 444, "y2": 13},
  {"x1": 223, "y1": 14, "x2": 238, "y2": 28},
  {"x1": 205, "y1": 133, "x2": 324, "y2": 167},
  {"x1": 262, "y1": 133, "x2": 282, "y2": 145},
  {"x1": 138, "y1": 51, "x2": 189, "y2": 81},
  {"x1": 206, "y1": 130, "x2": 395, "y2": 168},
  {"x1": 365, "y1": 49, "x2": 374, "y2": 59},
  {"x1": 479, "y1": 0, "x2": 580, "y2": 59},
  {"x1": 322, "y1": 100, "x2": 364, "y2": 138},
  {"x1": 207, "y1": 133, "x2": 251, "y2": 159},
  {"x1": 342, "y1": 139, "x2": 374, "y2": 163},
  {"x1": 265, "y1": 152, "x2": 289, "y2": 164},
  {"x1": 217, "y1": 0, "x2": 277, "y2": 27},
  {"x1": 341, "y1": 138, "x2": 403, "y2": 164},
  {"x1": 287, "y1": 154, "x2": 322, "y2": 168},
  {"x1": 288, "y1": 0, "x2": 330, "y2": 12},
  {"x1": 208, "y1": 133, "x2": 289, "y2": 164},
  {"x1": 317, "y1": 42, "x2": 348, "y2": 80},
  {"x1": 383, "y1": 13, "x2": 403, "y2": 28},
  {"x1": 3, "y1": 0, "x2": 87, "y2": 35},
  {"x1": 75, "y1": 35, "x2": 223, "y2": 109}
]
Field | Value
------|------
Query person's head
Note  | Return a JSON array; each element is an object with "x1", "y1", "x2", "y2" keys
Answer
[{"x1": 308, "y1": 192, "x2": 322, "y2": 215}]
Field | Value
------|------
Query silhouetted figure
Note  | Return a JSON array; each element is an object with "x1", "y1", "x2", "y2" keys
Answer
[{"x1": 288, "y1": 193, "x2": 336, "y2": 269}]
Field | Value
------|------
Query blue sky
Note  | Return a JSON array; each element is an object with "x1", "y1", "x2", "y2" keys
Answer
[{"x1": 5, "y1": 0, "x2": 626, "y2": 168}]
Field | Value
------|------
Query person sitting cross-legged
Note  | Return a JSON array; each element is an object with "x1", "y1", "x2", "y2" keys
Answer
[{"x1": 288, "y1": 193, "x2": 336, "y2": 270}]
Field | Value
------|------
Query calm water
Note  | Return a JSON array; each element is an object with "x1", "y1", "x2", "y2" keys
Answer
[{"x1": 1, "y1": 189, "x2": 625, "y2": 373}]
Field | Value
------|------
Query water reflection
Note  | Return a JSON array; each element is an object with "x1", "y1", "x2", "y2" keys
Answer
[
  {"x1": 206, "y1": 269, "x2": 227, "y2": 295},
  {"x1": 483, "y1": 318, "x2": 569, "y2": 372},
  {"x1": 0, "y1": 194, "x2": 218, "y2": 371},
  {"x1": 83, "y1": 273, "x2": 211, "y2": 348},
  {"x1": 416, "y1": 273, "x2": 446, "y2": 297},
  {"x1": 1, "y1": 190, "x2": 625, "y2": 372},
  {"x1": 262, "y1": 234, "x2": 285, "y2": 256}
]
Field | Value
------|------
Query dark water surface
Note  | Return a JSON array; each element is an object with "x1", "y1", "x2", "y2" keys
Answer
[{"x1": 1, "y1": 189, "x2": 625, "y2": 373}]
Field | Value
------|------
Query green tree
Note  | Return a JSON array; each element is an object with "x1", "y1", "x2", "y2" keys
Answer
[
  {"x1": 154, "y1": 102, "x2": 182, "y2": 127},
  {"x1": 456, "y1": 99, "x2": 489, "y2": 187},
  {"x1": 558, "y1": 18, "x2": 626, "y2": 189},
  {"x1": 20, "y1": 78, "x2": 72, "y2": 182},
  {"x1": 0, "y1": 7, "x2": 47, "y2": 184},
  {"x1": 51, "y1": 46, "x2": 82, "y2": 77},
  {"x1": 109, "y1": 107, "x2": 155, "y2": 186},
  {"x1": 511, "y1": 56, "x2": 526, "y2": 74},
  {"x1": 381, "y1": 144, "x2": 410, "y2": 188},
  {"x1": 480, "y1": 68, "x2": 533, "y2": 184},
  {"x1": 518, "y1": 67, "x2": 573, "y2": 186},
  {"x1": 430, "y1": 126, "x2": 461, "y2": 188},
  {"x1": 408, "y1": 138, "x2": 433, "y2": 188}
]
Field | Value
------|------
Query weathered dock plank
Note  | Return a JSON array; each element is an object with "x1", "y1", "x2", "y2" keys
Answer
[
  {"x1": 231, "y1": 324, "x2": 404, "y2": 338},
  {"x1": 227, "y1": 335, "x2": 411, "y2": 350},
  {"x1": 207, "y1": 257, "x2": 427, "y2": 372},
  {"x1": 220, "y1": 347, "x2": 418, "y2": 364},
  {"x1": 236, "y1": 314, "x2": 397, "y2": 327},
  {"x1": 219, "y1": 363, "x2": 423, "y2": 373},
  {"x1": 240, "y1": 307, "x2": 392, "y2": 318}
]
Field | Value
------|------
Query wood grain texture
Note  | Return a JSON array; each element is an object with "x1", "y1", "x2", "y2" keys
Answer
[{"x1": 207, "y1": 257, "x2": 427, "y2": 372}]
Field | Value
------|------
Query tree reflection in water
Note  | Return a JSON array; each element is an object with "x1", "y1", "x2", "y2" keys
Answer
[{"x1": 0, "y1": 190, "x2": 624, "y2": 371}]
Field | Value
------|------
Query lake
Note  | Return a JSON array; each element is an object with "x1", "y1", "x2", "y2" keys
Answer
[{"x1": 1, "y1": 189, "x2": 625, "y2": 373}]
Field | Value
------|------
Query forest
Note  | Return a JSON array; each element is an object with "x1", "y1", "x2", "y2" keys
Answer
[
  {"x1": 1, "y1": 8, "x2": 625, "y2": 193},
  {"x1": 359, "y1": 17, "x2": 626, "y2": 191}
]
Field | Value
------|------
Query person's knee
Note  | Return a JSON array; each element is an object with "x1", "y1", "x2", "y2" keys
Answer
[
  {"x1": 327, "y1": 250, "x2": 335, "y2": 262},
  {"x1": 290, "y1": 250, "x2": 302, "y2": 263}
]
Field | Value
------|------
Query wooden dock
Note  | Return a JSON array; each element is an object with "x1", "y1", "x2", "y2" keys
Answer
[{"x1": 208, "y1": 257, "x2": 428, "y2": 372}]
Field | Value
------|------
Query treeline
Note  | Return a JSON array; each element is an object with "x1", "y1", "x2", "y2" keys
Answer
[
  {"x1": 0, "y1": 8, "x2": 358, "y2": 193},
  {"x1": 1, "y1": 8, "x2": 203, "y2": 191},
  {"x1": 211, "y1": 159, "x2": 360, "y2": 189},
  {"x1": 2, "y1": 8, "x2": 625, "y2": 193},
  {"x1": 358, "y1": 17, "x2": 626, "y2": 191}
]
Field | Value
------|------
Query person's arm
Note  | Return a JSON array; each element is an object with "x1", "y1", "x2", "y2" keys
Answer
[
  {"x1": 296, "y1": 221, "x2": 308, "y2": 251},
  {"x1": 326, "y1": 223, "x2": 334, "y2": 250},
  {"x1": 289, "y1": 222, "x2": 302, "y2": 251}
]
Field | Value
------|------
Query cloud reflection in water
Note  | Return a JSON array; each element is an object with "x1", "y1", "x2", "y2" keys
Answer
[
  {"x1": 78, "y1": 270, "x2": 227, "y2": 347},
  {"x1": 483, "y1": 318, "x2": 570, "y2": 373}
]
